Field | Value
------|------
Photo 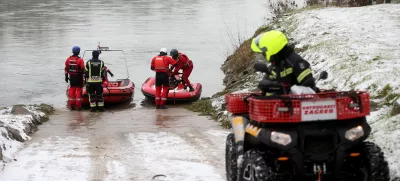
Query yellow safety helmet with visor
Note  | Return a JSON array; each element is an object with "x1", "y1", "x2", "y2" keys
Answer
[{"x1": 251, "y1": 30, "x2": 288, "y2": 62}]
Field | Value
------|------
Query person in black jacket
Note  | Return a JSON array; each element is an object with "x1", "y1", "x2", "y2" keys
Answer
[
  {"x1": 251, "y1": 30, "x2": 316, "y2": 94},
  {"x1": 84, "y1": 51, "x2": 106, "y2": 112}
]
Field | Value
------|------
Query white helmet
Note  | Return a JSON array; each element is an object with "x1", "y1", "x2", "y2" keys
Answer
[{"x1": 160, "y1": 48, "x2": 168, "y2": 54}]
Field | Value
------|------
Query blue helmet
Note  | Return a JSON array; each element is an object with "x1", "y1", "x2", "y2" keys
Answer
[{"x1": 72, "y1": 46, "x2": 80, "y2": 54}]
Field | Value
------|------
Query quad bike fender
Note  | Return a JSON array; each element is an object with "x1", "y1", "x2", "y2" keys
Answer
[
  {"x1": 230, "y1": 115, "x2": 249, "y2": 142},
  {"x1": 230, "y1": 115, "x2": 249, "y2": 167}
]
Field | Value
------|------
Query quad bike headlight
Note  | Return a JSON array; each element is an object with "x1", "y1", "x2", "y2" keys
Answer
[
  {"x1": 345, "y1": 126, "x2": 364, "y2": 141},
  {"x1": 271, "y1": 131, "x2": 292, "y2": 146}
]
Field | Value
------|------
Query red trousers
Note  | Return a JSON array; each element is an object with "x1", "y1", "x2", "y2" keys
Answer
[
  {"x1": 182, "y1": 66, "x2": 193, "y2": 88},
  {"x1": 68, "y1": 86, "x2": 82, "y2": 108},
  {"x1": 155, "y1": 86, "x2": 169, "y2": 106}
]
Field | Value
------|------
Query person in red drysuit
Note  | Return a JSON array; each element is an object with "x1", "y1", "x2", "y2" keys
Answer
[
  {"x1": 65, "y1": 46, "x2": 85, "y2": 110},
  {"x1": 169, "y1": 49, "x2": 194, "y2": 92},
  {"x1": 151, "y1": 48, "x2": 176, "y2": 109},
  {"x1": 101, "y1": 66, "x2": 114, "y2": 87}
]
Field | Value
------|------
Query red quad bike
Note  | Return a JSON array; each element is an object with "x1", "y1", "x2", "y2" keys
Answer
[
  {"x1": 224, "y1": 62, "x2": 390, "y2": 181},
  {"x1": 66, "y1": 45, "x2": 135, "y2": 106}
]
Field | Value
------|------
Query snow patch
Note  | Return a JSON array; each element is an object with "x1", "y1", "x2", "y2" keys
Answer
[
  {"x1": 105, "y1": 160, "x2": 127, "y2": 181},
  {"x1": 128, "y1": 132, "x2": 204, "y2": 161},
  {"x1": 127, "y1": 132, "x2": 224, "y2": 181},
  {"x1": 0, "y1": 105, "x2": 48, "y2": 166},
  {"x1": 143, "y1": 159, "x2": 223, "y2": 181},
  {"x1": 0, "y1": 136, "x2": 91, "y2": 181},
  {"x1": 367, "y1": 112, "x2": 400, "y2": 178},
  {"x1": 212, "y1": 96, "x2": 225, "y2": 111},
  {"x1": 288, "y1": 5, "x2": 400, "y2": 95},
  {"x1": 206, "y1": 129, "x2": 230, "y2": 138},
  {"x1": 269, "y1": 0, "x2": 308, "y2": 10},
  {"x1": 283, "y1": 5, "x2": 400, "y2": 178},
  {"x1": 0, "y1": 127, "x2": 24, "y2": 162}
]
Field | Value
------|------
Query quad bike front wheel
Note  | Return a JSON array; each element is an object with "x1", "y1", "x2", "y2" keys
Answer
[
  {"x1": 360, "y1": 141, "x2": 390, "y2": 181},
  {"x1": 239, "y1": 149, "x2": 277, "y2": 181},
  {"x1": 226, "y1": 133, "x2": 238, "y2": 181}
]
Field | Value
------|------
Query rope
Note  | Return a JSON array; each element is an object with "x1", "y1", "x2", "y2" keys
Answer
[{"x1": 152, "y1": 174, "x2": 166, "y2": 180}]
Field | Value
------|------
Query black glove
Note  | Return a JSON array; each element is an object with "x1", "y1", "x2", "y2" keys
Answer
[
  {"x1": 170, "y1": 76, "x2": 176, "y2": 82},
  {"x1": 65, "y1": 74, "x2": 68, "y2": 83},
  {"x1": 108, "y1": 71, "x2": 114, "y2": 77}
]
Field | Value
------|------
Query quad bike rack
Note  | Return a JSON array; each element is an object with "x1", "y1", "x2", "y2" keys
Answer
[{"x1": 225, "y1": 91, "x2": 370, "y2": 123}]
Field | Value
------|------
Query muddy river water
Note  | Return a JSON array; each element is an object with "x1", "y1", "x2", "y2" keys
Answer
[{"x1": 0, "y1": 0, "x2": 270, "y2": 180}]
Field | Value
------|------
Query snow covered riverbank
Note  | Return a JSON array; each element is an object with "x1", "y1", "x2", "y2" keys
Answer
[
  {"x1": 0, "y1": 104, "x2": 54, "y2": 171},
  {"x1": 190, "y1": 4, "x2": 400, "y2": 179}
]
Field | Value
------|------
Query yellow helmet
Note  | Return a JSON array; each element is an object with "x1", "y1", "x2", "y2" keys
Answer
[{"x1": 250, "y1": 30, "x2": 288, "y2": 62}]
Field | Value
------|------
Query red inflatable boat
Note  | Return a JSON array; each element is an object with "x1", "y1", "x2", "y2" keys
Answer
[
  {"x1": 141, "y1": 74, "x2": 202, "y2": 102},
  {"x1": 66, "y1": 45, "x2": 135, "y2": 105},
  {"x1": 67, "y1": 79, "x2": 135, "y2": 105}
]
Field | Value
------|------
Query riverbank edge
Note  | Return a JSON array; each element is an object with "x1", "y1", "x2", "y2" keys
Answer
[{"x1": 0, "y1": 104, "x2": 55, "y2": 170}]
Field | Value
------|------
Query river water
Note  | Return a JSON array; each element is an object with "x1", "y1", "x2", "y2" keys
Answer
[{"x1": 0, "y1": 0, "x2": 271, "y2": 108}]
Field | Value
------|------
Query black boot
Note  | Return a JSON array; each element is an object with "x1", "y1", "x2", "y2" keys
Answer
[
  {"x1": 89, "y1": 102, "x2": 96, "y2": 112},
  {"x1": 98, "y1": 106, "x2": 105, "y2": 112},
  {"x1": 189, "y1": 87, "x2": 194, "y2": 92},
  {"x1": 159, "y1": 105, "x2": 168, "y2": 109}
]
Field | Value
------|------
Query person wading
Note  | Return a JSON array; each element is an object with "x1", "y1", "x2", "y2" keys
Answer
[
  {"x1": 65, "y1": 46, "x2": 85, "y2": 110},
  {"x1": 85, "y1": 50, "x2": 107, "y2": 112},
  {"x1": 151, "y1": 48, "x2": 177, "y2": 109}
]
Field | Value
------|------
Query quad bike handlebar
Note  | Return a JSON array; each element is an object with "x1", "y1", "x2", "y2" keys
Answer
[{"x1": 253, "y1": 62, "x2": 330, "y2": 95}]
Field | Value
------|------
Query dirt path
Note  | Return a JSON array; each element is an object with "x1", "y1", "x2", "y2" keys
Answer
[{"x1": 0, "y1": 106, "x2": 229, "y2": 181}]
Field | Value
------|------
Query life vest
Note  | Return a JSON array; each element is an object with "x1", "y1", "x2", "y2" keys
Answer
[
  {"x1": 67, "y1": 56, "x2": 83, "y2": 75},
  {"x1": 154, "y1": 56, "x2": 169, "y2": 72},
  {"x1": 87, "y1": 59, "x2": 104, "y2": 83}
]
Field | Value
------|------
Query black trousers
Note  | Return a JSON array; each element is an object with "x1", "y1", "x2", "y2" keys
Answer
[
  {"x1": 86, "y1": 83, "x2": 104, "y2": 108},
  {"x1": 69, "y1": 74, "x2": 83, "y2": 87},
  {"x1": 155, "y1": 72, "x2": 169, "y2": 86}
]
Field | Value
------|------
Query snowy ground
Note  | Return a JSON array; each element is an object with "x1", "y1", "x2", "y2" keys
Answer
[
  {"x1": 0, "y1": 105, "x2": 48, "y2": 171},
  {"x1": 0, "y1": 107, "x2": 230, "y2": 181},
  {"x1": 212, "y1": 4, "x2": 400, "y2": 179},
  {"x1": 287, "y1": 4, "x2": 400, "y2": 178}
]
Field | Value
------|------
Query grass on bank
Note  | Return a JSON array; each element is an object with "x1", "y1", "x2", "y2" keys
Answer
[{"x1": 185, "y1": 99, "x2": 231, "y2": 129}]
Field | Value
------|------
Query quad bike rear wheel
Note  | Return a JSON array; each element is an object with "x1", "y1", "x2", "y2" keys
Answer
[
  {"x1": 239, "y1": 149, "x2": 277, "y2": 181},
  {"x1": 226, "y1": 133, "x2": 238, "y2": 181},
  {"x1": 360, "y1": 141, "x2": 390, "y2": 181}
]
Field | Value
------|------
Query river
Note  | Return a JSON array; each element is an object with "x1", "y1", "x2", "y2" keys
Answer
[{"x1": 0, "y1": 0, "x2": 271, "y2": 108}]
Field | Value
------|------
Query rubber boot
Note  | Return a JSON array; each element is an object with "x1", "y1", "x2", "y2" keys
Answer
[
  {"x1": 189, "y1": 86, "x2": 194, "y2": 92},
  {"x1": 98, "y1": 107, "x2": 105, "y2": 112},
  {"x1": 90, "y1": 107, "x2": 96, "y2": 112},
  {"x1": 159, "y1": 105, "x2": 168, "y2": 109}
]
